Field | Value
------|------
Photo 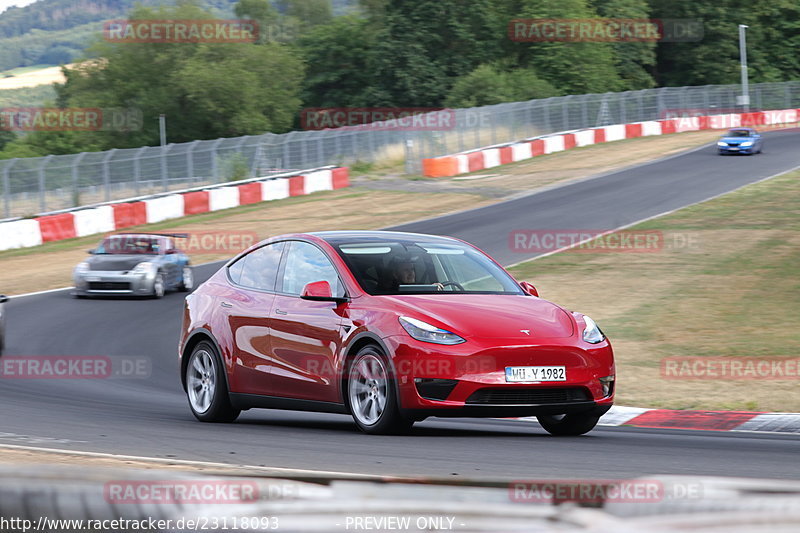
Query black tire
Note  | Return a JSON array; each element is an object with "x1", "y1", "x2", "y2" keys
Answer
[
  {"x1": 537, "y1": 412, "x2": 600, "y2": 436},
  {"x1": 185, "y1": 341, "x2": 240, "y2": 423},
  {"x1": 345, "y1": 345, "x2": 413, "y2": 435},
  {"x1": 151, "y1": 272, "x2": 165, "y2": 299},
  {"x1": 179, "y1": 265, "x2": 194, "y2": 292}
]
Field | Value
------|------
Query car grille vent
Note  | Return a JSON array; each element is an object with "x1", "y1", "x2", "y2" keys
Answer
[
  {"x1": 466, "y1": 387, "x2": 590, "y2": 405},
  {"x1": 88, "y1": 282, "x2": 131, "y2": 291}
]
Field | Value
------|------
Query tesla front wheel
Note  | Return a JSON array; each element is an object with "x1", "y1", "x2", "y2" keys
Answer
[
  {"x1": 537, "y1": 412, "x2": 600, "y2": 436},
  {"x1": 347, "y1": 346, "x2": 413, "y2": 435},
  {"x1": 185, "y1": 341, "x2": 240, "y2": 423},
  {"x1": 179, "y1": 266, "x2": 194, "y2": 292}
]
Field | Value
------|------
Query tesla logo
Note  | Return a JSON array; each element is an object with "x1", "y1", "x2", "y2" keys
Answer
[{"x1": 520, "y1": 330, "x2": 531, "y2": 335}]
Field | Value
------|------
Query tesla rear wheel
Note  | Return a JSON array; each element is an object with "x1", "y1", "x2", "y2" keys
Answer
[
  {"x1": 151, "y1": 273, "x2": 165, "y2": 299},
  {"x1": 185, "y1": 341, "x2": 240, "y2": 423},
  {"x1": 347, "y1": 346, "x2": 412, "y2": 435},
  {"x1": 179, "y1": 266, "x2": 194, "y2": 292},
  {"x1": 537, "y1": 413, "x2": 600, "y2": 436}
]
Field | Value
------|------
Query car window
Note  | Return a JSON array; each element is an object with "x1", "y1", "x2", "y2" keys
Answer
[
  {"x1": 280, "y1": 241, "x2": 344, "y2": 297},
  {"x1": 230, "y1": 242, "x2": 285, "y2": 291}
]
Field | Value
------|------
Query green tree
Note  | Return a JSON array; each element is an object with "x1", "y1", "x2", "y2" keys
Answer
[
  {"x1": 53, "y1": 2, "x2": 305, "y2": 150},
  {"x1": 592, "y1": 0, "x2": 656, "y2": 89},
  {"x1": 444, "y1": 63, "x2": 560, "y2": 108},
  {"x1": 368, "y1": 0, "x2": 504, "y2": 107},
  {"x1": 648, "y1": 0, "x2": 800, "y2": 86},
  {"x1": 296, "y1": 15, "x2": 379, "y2": 107}
]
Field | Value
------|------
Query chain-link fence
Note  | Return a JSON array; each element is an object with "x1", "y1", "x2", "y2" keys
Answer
[{"x1": 2, "y1": 81, "x2": 799, "y2": 219}]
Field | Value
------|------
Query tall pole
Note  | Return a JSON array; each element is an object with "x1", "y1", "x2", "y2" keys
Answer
[
  {"x1": 159, "y1": 114, "x2": 167, "y2": 146},
  {"x1": 738, "y1": 24, "x2": 749, "y2": 111}
]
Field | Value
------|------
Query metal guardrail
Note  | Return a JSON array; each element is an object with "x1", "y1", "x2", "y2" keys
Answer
[{"x1": 1, "y1": 81, "x2": 799, "y2": 218}]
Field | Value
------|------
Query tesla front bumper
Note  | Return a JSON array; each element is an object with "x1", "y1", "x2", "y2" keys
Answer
[
  {"x1": 383, "y1": 335, "x2": 615, "y2": 419},
  {"x1": 73, "y1": 270, "x2": 156, "y2": 296}
]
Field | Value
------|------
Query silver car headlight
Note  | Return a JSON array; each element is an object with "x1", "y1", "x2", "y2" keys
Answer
[
  {"x1": 399, "y1": 316, "x2": 465, "y2": 345},
  {"x1": 132, "y1": 262, "x2": 157, "y2": 275},
  {"x1": 74, "y1": 262, "x2": 90, "y2": 274},
  {"x1": 582, "y1": 315, "x2": 605, "y2": 344}
]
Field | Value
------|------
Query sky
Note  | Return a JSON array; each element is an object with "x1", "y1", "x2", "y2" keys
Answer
[{"x1": 0, "y1": 0, "x2": 38, "y2": 14}]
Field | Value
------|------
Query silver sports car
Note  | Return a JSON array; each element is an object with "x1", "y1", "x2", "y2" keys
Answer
[{"x1": 72, "y1": 233, "x2": 193, "y2": 298}]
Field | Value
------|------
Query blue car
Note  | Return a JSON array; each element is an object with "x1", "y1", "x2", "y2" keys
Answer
[
  {"x1": 717, "y1": 128, "x2": 763, "y2": 155},
  {"x1": 72, "y1": 233, "x2": 193, "y2": 298}
]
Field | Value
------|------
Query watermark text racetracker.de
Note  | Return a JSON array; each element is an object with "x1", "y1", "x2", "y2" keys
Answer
[
  {"x1": 510, "y1": 479, "x2": 703, "y2": 504},
  {"x1": 662, "y1": 357, "x2": 800, "y2": 380},
  {"x1": 0, "y1": 107, "x2": 142, "y2": 132},
  {"x1": 301, "y1": 107, "x2": 456, "y2": 131},
  {"x1": 508, "y1": 18, "x2": 703, "y2": 42},
  {"x1": 104, "y1": 19, "x2": 258, "y2": 43},
  {"x1": 509, "y1": 229, "x2": 700, "y2": 254},
  {"x1": 0, "y1": 356, "x2": 151, "y2": 379}
]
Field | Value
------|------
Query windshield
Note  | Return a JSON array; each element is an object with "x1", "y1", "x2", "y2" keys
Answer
[
  {"x1": 95, "y1": 236, "x2": 161, "y2": 255},
  {"x1": 727, "y1": 129, "x2": 753, "y2": 137},
  {"x1": 335, "y1": 240, "x2": 523, "y2": 295}
]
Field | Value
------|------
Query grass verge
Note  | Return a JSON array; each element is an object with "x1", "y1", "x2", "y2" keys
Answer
[{"x1": 509, "y1": 168, "x2": 800, "y2": 411}]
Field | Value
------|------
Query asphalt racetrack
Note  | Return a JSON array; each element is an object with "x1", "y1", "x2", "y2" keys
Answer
[{"x1": 3, "y1": 130, "x2": 799, "y2": 480}]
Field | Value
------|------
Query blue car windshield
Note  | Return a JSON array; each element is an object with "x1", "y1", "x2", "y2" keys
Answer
[{"x1": 728, "y1": 129, "x2": 753, "y2": 137}]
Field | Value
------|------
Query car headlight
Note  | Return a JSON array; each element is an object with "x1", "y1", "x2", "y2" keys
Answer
[
  {"x1": 716, "y1": 141, "x2": 727, "y2": 146},
  {"x1": 132, "y1": 262, "x2": 157, "y2": 275},
  {"x1": 582, "y1": 315, "x2": 605, "y2": 344},
  {"x1": 74, "y1": 262, "x2": 89, "y2": 274},
  {"x1": 740, "y1": 141, "x2": 753, "y2": 147},
  {"x1": 399, "y1": 316, "x2": 465, "y2": 345}
]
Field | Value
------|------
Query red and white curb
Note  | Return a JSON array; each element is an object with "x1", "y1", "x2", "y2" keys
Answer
[
  {"x1": 522, "y1": 406, "x2": 800, "y2": 434},
  {"x1": 422, "y1": 109, "x2": 800, "y2": 177},
  {"x1": 0, "y1": 166, "x2": 349, "y2": 251}
]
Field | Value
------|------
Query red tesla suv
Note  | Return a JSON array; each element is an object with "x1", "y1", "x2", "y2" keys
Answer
[{"x1": 178, "y1": 231, "x2": 615, "y2": 435}]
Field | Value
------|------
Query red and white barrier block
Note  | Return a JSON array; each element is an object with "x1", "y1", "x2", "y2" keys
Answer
[
  {"x1": 0, "y1": 166, "x2": 350, "y2": 251},
  {"x1": 515, "y1": 406, "x2": 800, "y2": 434},
  {"x1": 422, "y1": 109, "x2": 800, "y2": 177}
]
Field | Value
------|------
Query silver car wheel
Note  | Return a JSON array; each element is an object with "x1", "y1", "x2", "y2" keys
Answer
[
  {"x1": 187, "y1": 349, "x2": 216, "y2": 414},
  {"x1": 349, "y1": 353, "x2": 388, "y2": 426},
  {"x1": 182, "y1": 267, "x2": 194, "y2": 290},
  {"x1": 153, "y1": 273, "x2": 165, "y2": 298}
]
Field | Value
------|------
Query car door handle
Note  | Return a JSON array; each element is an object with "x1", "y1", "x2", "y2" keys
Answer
[
  {"x1": 220, "y1": 301, "x2": 233, "y2": 308},
  {"x1": 275, "y1": 309, "x2": 288, "y2": 315}
]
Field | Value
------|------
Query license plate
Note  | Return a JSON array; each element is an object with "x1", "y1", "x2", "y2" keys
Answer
[
  {"x1": 85, "y1": 277, "x2": 101, "y2": 282},
  {"x1": 729, "y1": 147, "x2": 739, "y2": 150},
  {"x1": 505, "y1": 366, "x2": 566, "y2": 382}
]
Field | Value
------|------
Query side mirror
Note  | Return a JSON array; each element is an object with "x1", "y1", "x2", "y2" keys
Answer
[
  {"x1": 166, "y1": 249, "x2": 178, "y2": 255},
  {"x1": 301, "y1": 281, "x2": 347, "y2": 303},
  {"x1": 520, "y1": 281, "x2": 539, "y2": 297},
  {"x1": 0, "y1": 295, "x2": 7, "y2": 303},
  {"x1": 87, "y1": 249, "x2": 96, "y2": 254}
]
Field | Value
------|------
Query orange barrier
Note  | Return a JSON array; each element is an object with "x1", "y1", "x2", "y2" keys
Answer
[{"x1": 422, "y1": 157, "x2": 458, "y2": 178}]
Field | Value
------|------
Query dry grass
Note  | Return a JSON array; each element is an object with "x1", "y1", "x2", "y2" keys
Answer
[{"x1": 509, "y1": 170, "x2": 800, "y2": 412}]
